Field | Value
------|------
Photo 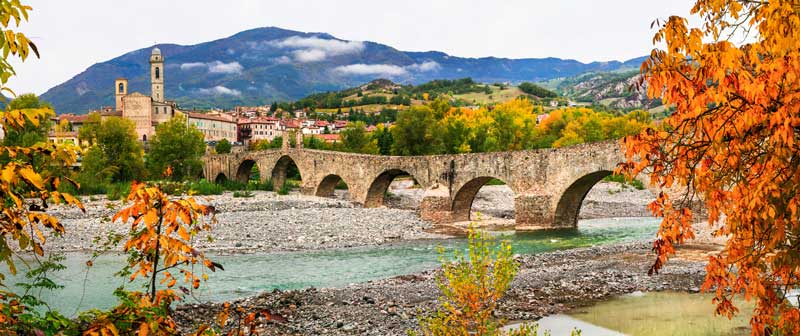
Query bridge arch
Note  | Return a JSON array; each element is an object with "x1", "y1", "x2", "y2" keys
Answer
[
  {"x1": 553, "y1": 170, "x2": 613, "y2": 227},
  {"x1": 235, "y1": 159, "x2": 258, "y2": 183},
  {"x1": 315, "y1": 174, "x2": 349, "y2": 197},
  {"x1": 364, "y1": 169, "x2": 419, "y2": 208},
  {"x1": 214, "y1": 172, "x2": 228, "y2": 184},
  {"x1": 451, "y1": 176, "x2": 514, "y2": 222},
  {"x1": 271, "y1": 155, "x2": 303, "y2": 192}
]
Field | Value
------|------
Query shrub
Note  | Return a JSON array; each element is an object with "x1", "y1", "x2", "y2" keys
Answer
[
  {"x1": 411, "y1": 229, "x2": 580, "y2": 336},
  {"x1": 233, "y1": 190, "x2": 254, "y2": 198},
  {"x1": 188, "y1": 179, "x2": 224, "y2": 195},
  {"x1": 105, "y1": 182, "x2": 131, "y2": 201},
  {"x1": 277, "y1": 181, "x2": 291, "y2": 195}
]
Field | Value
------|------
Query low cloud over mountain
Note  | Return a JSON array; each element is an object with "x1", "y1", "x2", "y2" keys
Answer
[{"x1": 40, "y1": 27, "x2": 645, "y2": 113}]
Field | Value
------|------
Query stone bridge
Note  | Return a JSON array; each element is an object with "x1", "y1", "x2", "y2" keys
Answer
[{"x1": 202, "y1": 140, "x2": 637, "y2": 230}]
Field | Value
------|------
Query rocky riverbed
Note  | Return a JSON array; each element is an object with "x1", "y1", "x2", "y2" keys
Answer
[
  {"x1": 37, "y1": 180, "x2": 716, "y2": 335},
  {"x1": 43, "y1": 181, "x2": 653, "y2": 253},
  {"x1": 174, "y1": 241, "x2": 708, "y2": 335}
]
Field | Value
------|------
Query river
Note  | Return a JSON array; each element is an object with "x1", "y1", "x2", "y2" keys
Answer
[{"x1": 5, "y1": 217, "x2": 659, "y2": 316}]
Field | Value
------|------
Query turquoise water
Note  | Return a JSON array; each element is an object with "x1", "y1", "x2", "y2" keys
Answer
[{"x1": 4, "y1": 217, "x2": 658, "y2": 316}]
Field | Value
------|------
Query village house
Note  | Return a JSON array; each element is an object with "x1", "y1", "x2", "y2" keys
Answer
[
  {"x1": 187, "y1": 112, "x2": 238, "y2": 143},
  {"x1": 238, "y1": 116, "x2": 283, "y2": 145}
]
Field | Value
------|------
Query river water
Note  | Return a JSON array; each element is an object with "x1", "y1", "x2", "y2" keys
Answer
[{"x1": 5, "y1": 217, "x2": 659, "y2": 316}]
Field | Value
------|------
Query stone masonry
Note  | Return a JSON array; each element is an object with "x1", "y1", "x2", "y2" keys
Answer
[{"x1": 202, "y1": 140, "x2": 631, "y2": 230}]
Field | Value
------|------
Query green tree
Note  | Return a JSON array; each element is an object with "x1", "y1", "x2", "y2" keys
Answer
[
  {"x1": 340, "y1": 121, "x2": 378, "y2": 154},
  {"x1": 81, "y1": 116, "x2": 144, "y2": 183},
  {"x1": 215, "y1": 138, "x2": 232, "y2": 154},
  {"x1": 391, "y1": 105, "x2": 438, "y2": 155},
  {"x1": 77, "y1": 111, "x2": 102, "y2": 146},
  {"x1": 147, "y1": 115, "x2": 205, "y2": 180}
]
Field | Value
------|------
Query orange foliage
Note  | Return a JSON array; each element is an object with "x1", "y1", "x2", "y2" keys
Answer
[{"x1": 620, "y1": 1, "x2": 800, "y2": 334}]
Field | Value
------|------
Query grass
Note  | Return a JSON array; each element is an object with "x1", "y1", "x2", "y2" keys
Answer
[
  {"x1": 316, "y1": 104, "x2": 409, "y2": 114},
  {"x1": 484, "y1": 178, "x2": 507, "y2": 186},
  {"x1": 232, "y1": 190, "x2": 254, "y2": 198},
  {"x1": 603, "y1": 173, "x2": 645, "y2": 190},
  {"x1": 453, "y1": 85, "x2": 526, "y2": 104},
  {"x1": 569, "y1": 292, "x2": 753, "y2": 336}
]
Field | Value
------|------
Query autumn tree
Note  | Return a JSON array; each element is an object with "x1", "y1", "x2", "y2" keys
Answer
[
  {"x1": 147, "y1": 114, "x2": 206, "y2": 180},
  {"x1": 0, "y1": 1, "x2": 87, "y2": 333},
  {"x1": 1, "y1": 93, "x2": 52, "y2": 147},
  {"x1": 620, "y1": 1, "x2": 800, "y2": 334}
]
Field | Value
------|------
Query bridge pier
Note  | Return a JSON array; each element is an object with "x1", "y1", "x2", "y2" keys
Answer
[
  {"x1": 419, "y1": 195, "x2": 453, "y2": 223},
  {"x1": 514, "y1": 194, "x2": 569, "y2": 230}
]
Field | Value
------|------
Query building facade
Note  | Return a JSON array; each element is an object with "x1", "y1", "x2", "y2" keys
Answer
[
  {"x1": 187, "y1": 112, "x2": 238, "y2": 143},
  {"x1": 115, "y1": 47, "x2": 180, "y2": 141}
]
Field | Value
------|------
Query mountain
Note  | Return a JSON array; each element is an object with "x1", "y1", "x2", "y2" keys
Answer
[
  {"x1": 40, "y1": 27, "x2": 647, "y2": 114},
  {"x1": 542, "y1": 70, "x2": 662, "y2": 111}
]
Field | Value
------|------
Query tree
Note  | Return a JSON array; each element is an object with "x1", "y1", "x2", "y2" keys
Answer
[
  {"x1": 85, "y1": 116, "x2": 144, "y2": 182},
  {"x1": 147, "y1": 115, "x2": 206, "y2": 180},
  {"x1": 77, "y1": 111, "x2": 102, "y2": 146},
  {"x1": 620, "y1": 1, "x2": 800, "y2": 334},
  {"x1": 391, "y1": 105, "x2": 438, "y2": 155},
  {"x1": 340, "y1": 121, "x2": 378, "y2": 154},
  {"x1": 215, "y1": 138, "x2": 232, "y2": 154},
  {"x1": 1, "y1": 94, "x2": 53, "y2": 147}
]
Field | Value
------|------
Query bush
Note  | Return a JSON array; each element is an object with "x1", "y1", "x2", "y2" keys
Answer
[
  {"x1": 232, "y1": 190, "x2": 254, "y2": 198},
  {"x1": 412, "y1": 229, "x2": 579, "y2": 336},
  {"x1": 603, "y1": 174, "x2": 645, "y2": 190},
  {"x1": 105, "y1": 182, "x2": 131, "y2": 201},
  {"x1": 277, "y1": 181, "x2": 291, "y2": 195},
  {"x1": 215, "y1": 138, "x2": 232, "y2": 154},
  {"x1": 188, "y1": 179, "x2": 224, "y2": 195}
]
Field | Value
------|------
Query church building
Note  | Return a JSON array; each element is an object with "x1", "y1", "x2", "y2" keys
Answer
[{"x1": 114, "y1": 47, "x2": 181, "y2": 141}]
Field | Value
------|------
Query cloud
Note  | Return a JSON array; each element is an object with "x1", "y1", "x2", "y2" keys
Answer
[
  {"x1": 273, "y1": 56, "x2": 292, "y2": 64},
  {"x1": 197, "y1": 86, "x2": 241, "y2": 96},
  {"x1": 207, "y1": 61, "x2": 243, "y2": 74},
  {"x1": 180, "y1": 61, "x2": 243, "y2": 74},
  {"x1": 180, "y1": 62, "x2": 206, "y2": 70},
  {"x1": 333, "y1": 64, "x2": 408, "y2": 76},
  {"x1": 292, "y1": 49, "x2": 327, "y2": 62},
  {"x1": 268, "y1": 35, "x2": 364, "y2": 62},
  {"x1": 406, "y1": 61, "x2": 441, "y2": 72},
  {"x1": 332, "y1": 61, "x2": 442, "y2": 77}
]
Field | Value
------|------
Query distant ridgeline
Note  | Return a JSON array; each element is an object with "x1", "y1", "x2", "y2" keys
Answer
[
  {"x1": 37, "y1": 27, "x2": 647, "y2": 114},
  {"x1": 280, "y1": 78, "x2": 560, "y2": 112}
]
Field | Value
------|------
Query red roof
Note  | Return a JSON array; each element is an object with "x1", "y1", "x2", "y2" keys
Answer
[
  {"x1": 282, "y1": 120, "x2": 301, "y2": 129},
  {"x1": 315, "y1": 134, "x2": 340, "y2": 142},
  {"x1": 56, "y1": 113, "x2": 89, "y2": 123},
  {"x1": 187, "y1": 112, "x2": 236, "y2": 123},
  {"x1": 314, "y1": 120, "x2": 330, "y2": 127}
]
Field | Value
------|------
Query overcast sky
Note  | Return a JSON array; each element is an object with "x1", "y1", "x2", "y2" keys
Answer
[{"x1": 10, "y1": 0, "x2": 696, "y2": 95}]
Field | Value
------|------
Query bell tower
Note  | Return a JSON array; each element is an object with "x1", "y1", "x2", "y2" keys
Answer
[
  {"x1": 150, "y1": 47, "x2": 164, "y2": 102},
  {"x1": 115, "y1": 78, "x2": 127, "y2": 111}
]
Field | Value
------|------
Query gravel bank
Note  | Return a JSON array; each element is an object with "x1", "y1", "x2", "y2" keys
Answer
[
  {"x1": 43, "y1": 191, "x2": 445, "y2": 253},
  {"x1": 174, "y1": 241, "x2": 707, "y2": 335},
  {"x1": 41, "y1": 180, "x2": 654, "y2": 253}
]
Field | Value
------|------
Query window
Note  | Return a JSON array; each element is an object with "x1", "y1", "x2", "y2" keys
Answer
[
  {"x1": 155, "y1": 67, "x2": 160, "y2": 79},
  {"x1": 118, "y1": 83, "x2": 124, "y2": 93}
]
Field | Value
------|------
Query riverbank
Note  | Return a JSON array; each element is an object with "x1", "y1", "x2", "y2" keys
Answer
[
  {"x1": 41, "y1": 181, "x2": 653, "y2": 254},
  {"x1": 173, "y1": 240, "x2": 709, "y2": 335}
]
